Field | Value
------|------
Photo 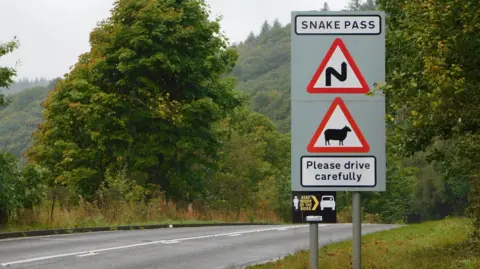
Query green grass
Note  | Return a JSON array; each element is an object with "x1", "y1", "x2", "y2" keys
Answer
[{"x1": 248, "y1": 217, "x2": 480, "y2": 269}]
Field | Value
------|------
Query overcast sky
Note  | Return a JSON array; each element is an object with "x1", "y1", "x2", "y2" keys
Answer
[{"x1": 0, "y1": 0, "x2": 349, "y2": 80}]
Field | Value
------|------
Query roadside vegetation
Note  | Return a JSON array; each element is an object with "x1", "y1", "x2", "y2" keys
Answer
[
  {"x1": 0, "y1": 199, "x2": 281, "y2": 232},
  {"x1": 248, "y1": 217, "x2": 480, "y2": 269},
  {"x1": 1, "y1": 199, "x2": 382, "y2": 233}
]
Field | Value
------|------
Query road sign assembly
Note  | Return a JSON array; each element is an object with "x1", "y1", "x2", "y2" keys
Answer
[{"x1": 291, "y1": 11, "x2": 386, "y2": 269}]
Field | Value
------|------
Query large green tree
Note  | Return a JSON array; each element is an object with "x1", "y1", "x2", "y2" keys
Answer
[
  {"x1": 26, "y1": 0, "x2": 244, "y2": 202},
  {"x1": 378, "y1": 0, "x2": 480, "y2": 237}
]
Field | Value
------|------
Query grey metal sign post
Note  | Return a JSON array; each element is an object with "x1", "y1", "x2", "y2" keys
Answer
[
  {"x1": 291, "y1": 11, "x2": 386, "y2": 269},
  {"x1": 310, "y1": 222, "x2": 318, "y2": 268}
]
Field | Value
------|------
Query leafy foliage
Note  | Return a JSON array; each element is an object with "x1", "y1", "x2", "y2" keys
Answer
[
  {"x1": 0, "y1": 37, "x2": 20, "y2": 106},
  {"x1": 204, "y1": 107, "x2": 290, "y2": 219},
  {"x1": 0, "y1": 152, "x2": 22, "y2": 225},
  {"x1": 378, "y1": 0, "x2": 480, "y2": 238},
  {"x1": 0, "y1": 37, "x2": 25, "y2": 225},
  {"x1": 0, "y1": 151, "x2": 52, "y2": 226},
  {"x1": 26, "y1": 0, "x2": 245, "y2": 203}
]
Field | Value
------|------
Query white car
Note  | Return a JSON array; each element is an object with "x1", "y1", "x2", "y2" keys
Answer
[{"x1": 320, "y1": 195, "x2": 335, "y2": 211}]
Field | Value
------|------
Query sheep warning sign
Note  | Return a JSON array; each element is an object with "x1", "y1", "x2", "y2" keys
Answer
[
  {"x1": 306, "y1": 38, "x2": 369, "y2": 94},
  {"x1": 307, "y1": 97, "x2": 369, "y2": 153}
]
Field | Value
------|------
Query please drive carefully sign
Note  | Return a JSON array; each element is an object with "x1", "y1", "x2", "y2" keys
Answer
[{"x1": 301, "y1": 156, "x2": 376, "y2": 187}]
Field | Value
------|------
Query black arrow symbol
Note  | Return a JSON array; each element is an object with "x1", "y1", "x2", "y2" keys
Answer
[{"x1": 325, "y1": 62, "x2": 347, "y2": 86}]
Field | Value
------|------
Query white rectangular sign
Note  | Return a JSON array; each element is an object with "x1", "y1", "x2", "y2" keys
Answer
[
  {"x1": 301, "y1": 156, "x2": 376, "y2": 187},
  {"x1": 295, "y1": 15, "x2": 381, "y2": 35}
]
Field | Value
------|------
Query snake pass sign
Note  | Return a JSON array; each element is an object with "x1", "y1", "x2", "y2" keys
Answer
[{"x1": 307, "y1": 97, "x2": 369, "y2": 153}]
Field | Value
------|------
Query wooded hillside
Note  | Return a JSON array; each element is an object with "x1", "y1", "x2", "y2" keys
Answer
[{"x1": 0, "y1": 85, "x2": 51, "y2": 160}]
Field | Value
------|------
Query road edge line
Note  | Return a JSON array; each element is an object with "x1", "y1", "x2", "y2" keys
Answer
[{"x1": 0, "y1": 222, "x2": 281, "y2": 241}]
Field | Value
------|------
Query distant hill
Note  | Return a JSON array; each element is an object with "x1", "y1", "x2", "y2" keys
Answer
[
  {"x1": 0, "y1": 77, "x2": 49, "y2": 95},
  {"x1": 230, "y1": 20, "x2": 291, "y2": 133},
  {"x1": 0, "y1": 85, "x2": 51, "y2": 160}
]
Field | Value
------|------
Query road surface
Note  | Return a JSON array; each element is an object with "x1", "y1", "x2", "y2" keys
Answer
[{"x1": 0, "y1": 223, "x2": 399, "y2": 269}]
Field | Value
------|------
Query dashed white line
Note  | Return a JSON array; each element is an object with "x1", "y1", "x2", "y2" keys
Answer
[
  {"x1": 76, "y1": 252, "x2": 97, "y2": 258},
  {"x1": 160, "y1": 240, "x2": 180, "y2": 244},
  {"x1": 0, "y1": 225, "x2": 311, "y2": 267}
]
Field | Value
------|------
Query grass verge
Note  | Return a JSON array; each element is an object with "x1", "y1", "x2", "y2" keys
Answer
[
  {"x1": 248, "y1": 217, "x2": 480, "y2": 269},
  {"x1": 1, "y1": 198, "x2": 283, "y2": 233}
]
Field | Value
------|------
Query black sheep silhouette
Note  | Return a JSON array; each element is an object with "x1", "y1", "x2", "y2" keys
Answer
[{"x1": 324, "y1": 125, "x2": 352, "y2": 146}]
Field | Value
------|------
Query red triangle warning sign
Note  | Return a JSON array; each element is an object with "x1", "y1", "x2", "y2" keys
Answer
[
  {"x1": 307, "y1": 38, "x2": 369, "y2": 94},
  {"x1": 307, "y1": 97, "x2": 370, "y2": 153}
]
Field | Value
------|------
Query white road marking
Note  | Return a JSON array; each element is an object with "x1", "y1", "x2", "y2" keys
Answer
[
  {"x1": 227, "y1": 234, "x2": 241, "y2": 237},
  {"x1": 160, "y1": 240, "x2": 179, "y2": 244},
  {"x1": 0, "y1": 225, "x2": 311, "y2": 267},
  {"x1": 76, "y1": 252, "x2": 97, "y2": 258}
]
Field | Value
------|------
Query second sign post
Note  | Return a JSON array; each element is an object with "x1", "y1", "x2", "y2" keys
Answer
[{"x1": 291, "y1": 11, "x2": 386, "y2": 269}]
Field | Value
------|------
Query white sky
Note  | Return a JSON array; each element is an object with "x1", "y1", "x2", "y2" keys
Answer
[{"x1": 0, "y1": 0, "x2": 349, "y2": 79}]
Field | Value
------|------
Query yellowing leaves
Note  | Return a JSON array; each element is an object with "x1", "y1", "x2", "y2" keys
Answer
[
  {"x1": 452, "y1": 64, "x2": 463, "y2": 72},
  {"x1": 386, "y1": 114, "x2": 395, "y2": 123},
  {"x1": 68, "y1": 102, "x2": 81, "y2": 108},
  {"x1": 437, "y1": 41, "x2": 449, "y2": 53},
  {"x1": 431, "y1": 100, "x2": 442, "y2": 111},
  {"x1": 149, "y1": 94, "x2": 182, "y2": 123},
  {"x1": 160, "y1": 7, "x2": 183, "y2": 21},
  {"x1": 90, "y1": 131, "x2": 101, "y2": 141}
]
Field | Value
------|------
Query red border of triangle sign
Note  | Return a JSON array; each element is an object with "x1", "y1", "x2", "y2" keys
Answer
[
  {"x1": 307, "y1": 97, "x2": 370, "y2": 153},
  {"x1": 307, "y1": 38, "x2": 369, "y2": 94}
]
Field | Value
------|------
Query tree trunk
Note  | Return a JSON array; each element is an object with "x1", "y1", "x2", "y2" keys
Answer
[
  {"x1": 236, "y1": 207, "x2": 241, "y2": 221},
  {"x1": 50, "y1": 192, "x2": 56, "y2": 222},
  {"x1": 0, "y1": 208, "x2": 8, "y2": 228}
]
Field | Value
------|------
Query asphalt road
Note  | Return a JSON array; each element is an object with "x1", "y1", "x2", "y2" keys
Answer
[{"x1": 0, "y1": 223, "x2": 399, "y2": 269}]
